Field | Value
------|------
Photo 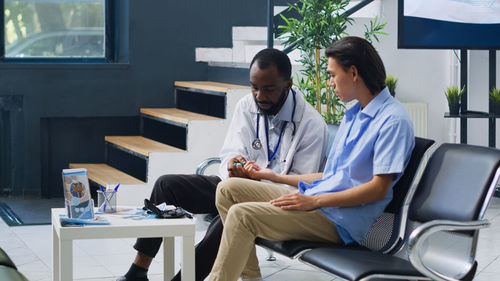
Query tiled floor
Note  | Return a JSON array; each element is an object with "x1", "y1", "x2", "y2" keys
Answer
[{"x1": 1, "y1": 197, "x2": 500, "y2": 281}]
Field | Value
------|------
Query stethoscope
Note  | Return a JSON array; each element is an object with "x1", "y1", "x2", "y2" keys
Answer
[{"x1": 252, "y1": 89, "x2": 297, "y2": 167}]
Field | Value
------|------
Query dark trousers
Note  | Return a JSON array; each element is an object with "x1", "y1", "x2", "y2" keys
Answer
[{"x1": 133, "y1": 174, "x2": 223, "y2": 281}]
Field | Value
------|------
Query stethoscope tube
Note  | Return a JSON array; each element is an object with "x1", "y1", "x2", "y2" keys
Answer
[{"x1": 251, "y1": 89, "x2": 297, "y2": 164}]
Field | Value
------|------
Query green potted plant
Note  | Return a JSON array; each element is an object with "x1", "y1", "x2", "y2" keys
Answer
[
  {"x1": 279, "y1": 0, "x2": 387, "y2": 124},
  {"x1": 385, "y1": 75, "x2": 398, "y2": 97},
  {"x1": 445, "y1": 85, "x2": 465, "y2": 115},
  {"x1": 490, "y1": 87, "x2": 500, "y2": 115}
]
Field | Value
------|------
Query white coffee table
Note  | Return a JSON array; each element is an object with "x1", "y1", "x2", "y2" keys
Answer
[{"x1": 51, "y1": 207, "x2": 195, "y2": 281}]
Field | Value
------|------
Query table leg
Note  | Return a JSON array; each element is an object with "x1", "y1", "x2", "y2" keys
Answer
[
  {"x1": 181, "y1": 235, "x2": 195, "y2": 281},
  {"x1": 52, "y1": 224, "x2": 59, "y2": 281},
  {"x1": 163, "y1": 237, "x2": 175, "y2": 281},
  {"x1": 60, "y1": 239, "x2": 73, "y2": 281}
]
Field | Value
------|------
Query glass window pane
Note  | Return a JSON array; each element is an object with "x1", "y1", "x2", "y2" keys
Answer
[{"x1": 5, "y1": 0, "x2": 105, "y2": 58}]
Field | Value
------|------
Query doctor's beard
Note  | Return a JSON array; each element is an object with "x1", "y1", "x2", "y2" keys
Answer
[{"x1": 254, "y1": 88, "x2": 288, "y2": 116}]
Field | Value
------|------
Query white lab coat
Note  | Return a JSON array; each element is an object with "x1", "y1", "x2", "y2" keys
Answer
[{"x1": 218, "y1": 91, "x2": 328, "y2": 179}]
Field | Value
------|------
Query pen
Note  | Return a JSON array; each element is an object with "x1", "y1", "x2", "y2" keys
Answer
[
  {"x1": 99, "y1": 185, "x2": 107, "y2": 212},
  {"x1": 107, "y1": 183, "x2": 120, "y2": 212}
]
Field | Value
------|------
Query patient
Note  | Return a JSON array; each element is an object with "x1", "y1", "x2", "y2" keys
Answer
[{"x1": 208, "y1": 36, "x2": 415, "y2": 281}]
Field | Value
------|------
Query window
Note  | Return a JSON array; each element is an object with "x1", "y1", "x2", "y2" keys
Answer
[{"x1": 2, "y1": 0, "x2": 114, "y2": 61}]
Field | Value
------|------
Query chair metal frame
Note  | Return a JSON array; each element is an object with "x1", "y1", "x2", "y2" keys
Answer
[
  {"x1": 406, "y1": 167, "x2": 500, "y2": 281},
  {"x1": 296, "y1": 144, "x2": 500, "y2": 281}
]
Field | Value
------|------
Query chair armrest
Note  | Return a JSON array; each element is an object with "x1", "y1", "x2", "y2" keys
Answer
[
  {"x1": 195, "y1": 157, "x2": 221, "y2": 175},
  {"x1": 408, "y1": 219, "x2": 490, "y2": 281}
]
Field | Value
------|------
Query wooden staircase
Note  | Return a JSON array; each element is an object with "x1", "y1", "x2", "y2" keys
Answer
[{"x1": 70, "y1": 81, "x2": 249, "y2": 205}]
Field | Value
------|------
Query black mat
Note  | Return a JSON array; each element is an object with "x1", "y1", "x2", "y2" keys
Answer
[{"x1": 0, "y1": 196, "x2": 65, "y2": 226}]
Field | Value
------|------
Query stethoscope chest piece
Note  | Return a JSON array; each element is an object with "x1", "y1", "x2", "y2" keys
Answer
[{"x1": 252, "y1": 138, "x2": 262, "y2": 150}]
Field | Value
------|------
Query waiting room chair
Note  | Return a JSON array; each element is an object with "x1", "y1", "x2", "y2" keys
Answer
[
  {"x1": 255, "y1": 136, "x2": 435, "y2": 258},
  {"x1": 299, "y1": 143, "x2": 500, "y2": 281}
]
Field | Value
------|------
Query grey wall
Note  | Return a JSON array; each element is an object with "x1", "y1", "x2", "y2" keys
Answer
[{"x1": 0, "y1": 0, "x2": 266, "y2": 197}]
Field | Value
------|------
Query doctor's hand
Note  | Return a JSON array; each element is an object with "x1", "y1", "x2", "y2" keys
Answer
[
  {"x1": 228, "y1": 155, "x2": 250, "y2": 178},
  {"x1": 270, "y1": 193, "x2": 318, "y2": 211}
]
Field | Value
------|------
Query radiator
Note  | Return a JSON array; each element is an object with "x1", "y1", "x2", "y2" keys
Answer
[{"x1": 402, "y1": 102, "x2": 428, "y2": 138}]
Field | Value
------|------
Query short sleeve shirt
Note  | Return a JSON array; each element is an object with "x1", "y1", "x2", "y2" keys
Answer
[{"x1": 298, "y1": 87, "x2": 415, "y2": 243}]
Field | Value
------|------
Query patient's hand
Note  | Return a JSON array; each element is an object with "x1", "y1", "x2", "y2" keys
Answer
[
  {"x1": 244, "y1": 161, "x2": 276, "y2": 181},
  {"x1": 270, "y1": 193, "x2": 318, "y2": 211}
]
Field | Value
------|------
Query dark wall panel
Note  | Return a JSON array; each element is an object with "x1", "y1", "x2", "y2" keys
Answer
[
  {"x1": 0, "y1": 0, "x2": 266, "y2": 196},
  {"x1": 207, "y1": 66, "x2": 250, "y2": 86},
  {"x1": 41, "y1": 116, "x2": 140, "y2": 198}
]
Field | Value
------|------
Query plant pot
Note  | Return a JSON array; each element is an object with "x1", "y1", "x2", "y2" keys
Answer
[
  {"x1": 493, "y1": 103, "x2": 500, "y2": 115},
  {"x1": 448, "y1": 103, "x2": 460, "y2": 115}
]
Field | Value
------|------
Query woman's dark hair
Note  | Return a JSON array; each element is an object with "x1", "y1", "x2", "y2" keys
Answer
[
  {"x1": 250, "y1": 48, "x2": 292, "y2": 80},
  {"x1": 325, "y1": 36, "x2": 386, "y2": 95}
]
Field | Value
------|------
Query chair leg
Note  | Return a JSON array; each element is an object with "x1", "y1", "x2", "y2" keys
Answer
[{"x1": 265, "y1": 249, "x2": 276, "y2": 261}]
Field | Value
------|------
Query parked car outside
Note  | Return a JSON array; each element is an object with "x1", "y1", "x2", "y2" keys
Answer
[{"x1": 6, "y1": 27, "x2": 105, "y2": 58}]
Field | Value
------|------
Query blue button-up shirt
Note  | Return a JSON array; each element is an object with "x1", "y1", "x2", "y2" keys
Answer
[{"x1": 298, "y1": 87, "x2": 414, "y2": 244}]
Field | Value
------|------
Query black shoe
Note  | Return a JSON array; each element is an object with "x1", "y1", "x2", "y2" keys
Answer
[
  {"x1": 204, "y1": 212, "x2": 218, "y2": 223},
  {"x1": 116, "y1": 276, "x2": 149, "y2": 281}
]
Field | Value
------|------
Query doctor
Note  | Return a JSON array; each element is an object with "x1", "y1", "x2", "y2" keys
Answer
[{"x1": 118, "y1": 48, "x2": 328, "y2": 281}]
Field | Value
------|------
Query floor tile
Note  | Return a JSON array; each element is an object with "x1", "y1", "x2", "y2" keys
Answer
[
  {"x1": 0, "y1": 236, "x2": 26, "y2": 251},
  {"x1": 73, "y1": 277, "x2": 116, "y2": 281},
  {"x1": 20, "y1": 270, "x2": 52, "y2": 281},
  {"x1": 16, "y1": 259, "x2": 50, "y2": 272},
  {"x1": 73, "y1": 264, "x2": 113, "y2": 279},
  {"x1": 6, "y1": 247, "x2": 39, "y2": 266},
  {"x1": 264, "y1": 268, "x2": 333, "y2": 281},
  {"x1": 479, "y1": 256, "x2": 500, "y2": 273},
  {"x1": 0, "y1": 196, "x2": 496, "y2": 281},
  {"x1": 474, "y1": 271, "x2": 500, "y2": 281}
]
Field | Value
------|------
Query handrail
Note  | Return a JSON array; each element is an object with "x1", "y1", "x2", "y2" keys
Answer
[
  {"x1": 267, "y1": 0, "x2": 274, "y2": 48},
  {"x1": 268, "y1": 0, "x2": 376, "y2": 54}
]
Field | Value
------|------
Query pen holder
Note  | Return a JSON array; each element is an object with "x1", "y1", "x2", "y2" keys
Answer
[{"x1": 97, "y1": 190, "x2": 117, "y2": 213}]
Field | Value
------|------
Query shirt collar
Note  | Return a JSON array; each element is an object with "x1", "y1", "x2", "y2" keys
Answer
[
  {"x1": 275, "y1": 89, "x2": 294, "y2": 122},
  {"x1": 345, "y1": 87, "x2": 391, "y2": 121}
]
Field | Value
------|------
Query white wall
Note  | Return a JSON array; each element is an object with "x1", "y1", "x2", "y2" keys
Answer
[{"x1": 345, "y1": 0, "x2": 500, "y2": 147}]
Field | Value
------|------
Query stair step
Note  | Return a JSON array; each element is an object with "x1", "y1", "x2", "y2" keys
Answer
[
  {"x1": 233, "y1": 26, "x2": 268, "y2": 42},
  {"x1": 195, "y1": 48, "x2": 233, "y2": 63},
  {"x1": 196, "y1": 45, "x2": 302, "y2": 65},
  {"x1": 174, "y1": 81, "x2": 248, "y2": 93},
  {"x1": 105, "y1": 136, "x2": 184, "y2": 157},
  {"x1": 68, "y1": 163, "x2": 145, "y2": 186},
  {"x1": 140, "y1": 108, "x2": 222, "y2": 125}
]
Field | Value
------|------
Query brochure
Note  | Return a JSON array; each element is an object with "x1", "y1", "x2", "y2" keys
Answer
[
  {"x1": 59, "y1": 214, "x2": 110, "y2": 227},
  {"x1": 62, "y1": 168, "x2": 94, "y2": 219}
]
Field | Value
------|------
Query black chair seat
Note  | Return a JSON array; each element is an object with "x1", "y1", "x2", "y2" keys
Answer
[
  {"x1": 300, "y1": 247, "x2": 423, "y2": 281},
  {"x1": 255, "y1": 238, "x2": 365, "y2": 258}
]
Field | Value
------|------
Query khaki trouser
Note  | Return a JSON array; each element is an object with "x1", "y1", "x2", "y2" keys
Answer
[{"x1": 209, "y1": 178, "x2": 342, "y2": 281}]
